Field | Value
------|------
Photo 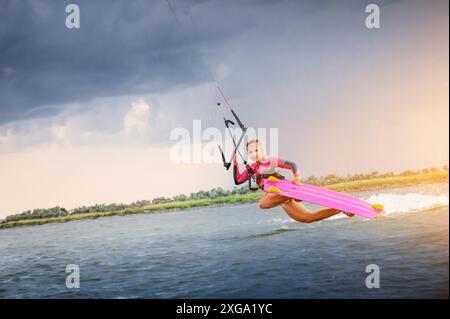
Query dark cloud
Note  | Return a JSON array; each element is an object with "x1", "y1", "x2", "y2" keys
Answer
[
  {"x1": 1, "y1": 0, "x2": 446, "y2": 128},
  {"x1": 0, "y1": 0, "x2": 253, "y2": 124}
]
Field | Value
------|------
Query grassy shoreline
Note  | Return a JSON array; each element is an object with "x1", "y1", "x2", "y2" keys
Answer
[{"x1": 1, "y1": 171, "x2": 448, "y2": 230}]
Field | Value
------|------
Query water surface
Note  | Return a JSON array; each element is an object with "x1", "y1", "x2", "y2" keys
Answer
[{"x1": 0, "y1": 183, "x2": 448, "y2": 298}]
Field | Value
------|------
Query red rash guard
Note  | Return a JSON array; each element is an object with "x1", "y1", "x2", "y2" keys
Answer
[{"x1": 233, "y1": 156, "x2": 300, "y2": 185}]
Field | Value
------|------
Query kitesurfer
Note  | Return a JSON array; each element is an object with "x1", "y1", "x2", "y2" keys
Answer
[{"x1": 233, "y1": 139, "x2": 355, "y2": 223}]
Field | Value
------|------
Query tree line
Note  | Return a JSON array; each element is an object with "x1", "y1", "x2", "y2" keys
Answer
[{"x1": 2, "y1": 165, "x2": 448, "y2": 223}]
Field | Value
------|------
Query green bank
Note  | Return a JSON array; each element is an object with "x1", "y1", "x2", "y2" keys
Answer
[{"x1": 0, "y1": 170, "x2": 448, "y2": 230}]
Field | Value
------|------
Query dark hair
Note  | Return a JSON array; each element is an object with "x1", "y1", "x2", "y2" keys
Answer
[{"x1": 246, "y1": 139, "x2": 261, "y2": 150}]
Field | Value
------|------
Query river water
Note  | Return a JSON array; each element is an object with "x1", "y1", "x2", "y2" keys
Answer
[{"x1": 0, "y1": 182, "x2": 448, "y2": 298}]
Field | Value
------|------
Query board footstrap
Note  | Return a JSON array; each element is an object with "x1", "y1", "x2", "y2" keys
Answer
[
  {"x1": 267, "y1": 176, "x2": 281, "y2": 182},
  {"x1": 267, "y1": 186, "x2": 281, "y2": 193}
]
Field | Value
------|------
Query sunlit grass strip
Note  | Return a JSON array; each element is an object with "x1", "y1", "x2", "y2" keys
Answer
[
  {"x1": 0, "y1": 171, "x2": 447, "y2": 229},
  {"x1": 326, "y1": 171, "x2": 449, "y2": 192}
]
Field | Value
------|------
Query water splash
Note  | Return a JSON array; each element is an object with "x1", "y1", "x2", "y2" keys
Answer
[
  {"x1": 367, "y1": 193, "x2": 449, "y2": 215},
  {"x1": 269, "y1": 192, "x2": 449, "y2": 222}
]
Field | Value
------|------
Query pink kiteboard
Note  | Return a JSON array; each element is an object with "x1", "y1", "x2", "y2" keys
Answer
[{"x1": 263, "y1": 176, "x2": 384, "y2": 219}]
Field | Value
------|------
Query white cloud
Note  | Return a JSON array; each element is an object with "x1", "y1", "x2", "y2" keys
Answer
[
  {"x1": 0, "y1": 128, "x2": 13, "y2": 144},
  {"x1": 123, "y1": 100, "x2": 151, "y2": 135},
  {"x1": 51, "y1": 125, "x2": 67, "y2": 142},
  {"x1": 0, "y1": 83, "x2": 216, "y2": 152}
]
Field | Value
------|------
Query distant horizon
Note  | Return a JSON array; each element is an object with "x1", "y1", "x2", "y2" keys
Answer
[{"x1": 1, "y1": 163, "x2": 447, "y2": 219}]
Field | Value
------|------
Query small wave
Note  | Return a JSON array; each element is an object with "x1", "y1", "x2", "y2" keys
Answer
[
  {"x1": 367, "y1": 193, "x2": 449, "y2": 215},
  {"x1": 270, "y1": 217, "x2": 295, "y2": 225},
  {"x1": 245, "y1": 227, "x2": 299, "y2": 239}
]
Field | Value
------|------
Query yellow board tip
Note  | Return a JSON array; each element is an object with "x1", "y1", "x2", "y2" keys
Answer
[
  {"x1": 375, "y1": 213, "x2": 384, "y2": 219},
  {"x1": 267, "y1": 186, "x2": 281, "y2": 193},
  {"x1": 372, "y1": 203, "x2": 384, "y2": 211},
  {"x1": 268, "y1": 176, "x2": 281, "y2": 182}
]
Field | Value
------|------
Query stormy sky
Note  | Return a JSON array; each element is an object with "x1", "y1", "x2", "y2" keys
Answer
[{"x1": 0, "y1": 0, "x2": 448, "y2": 216}]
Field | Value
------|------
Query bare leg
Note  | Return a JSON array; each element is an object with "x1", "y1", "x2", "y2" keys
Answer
[
  {"x1": 259, "y1": 192, "x2": 291, "y2": 209},
  {"x1": 281, "y1": 199, "x2": 342, "y2": 223}
]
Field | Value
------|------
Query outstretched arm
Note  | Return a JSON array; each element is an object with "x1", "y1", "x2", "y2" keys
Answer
[{"x1": 233, "y1": 154, "x2": 250, "y2": 185}]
